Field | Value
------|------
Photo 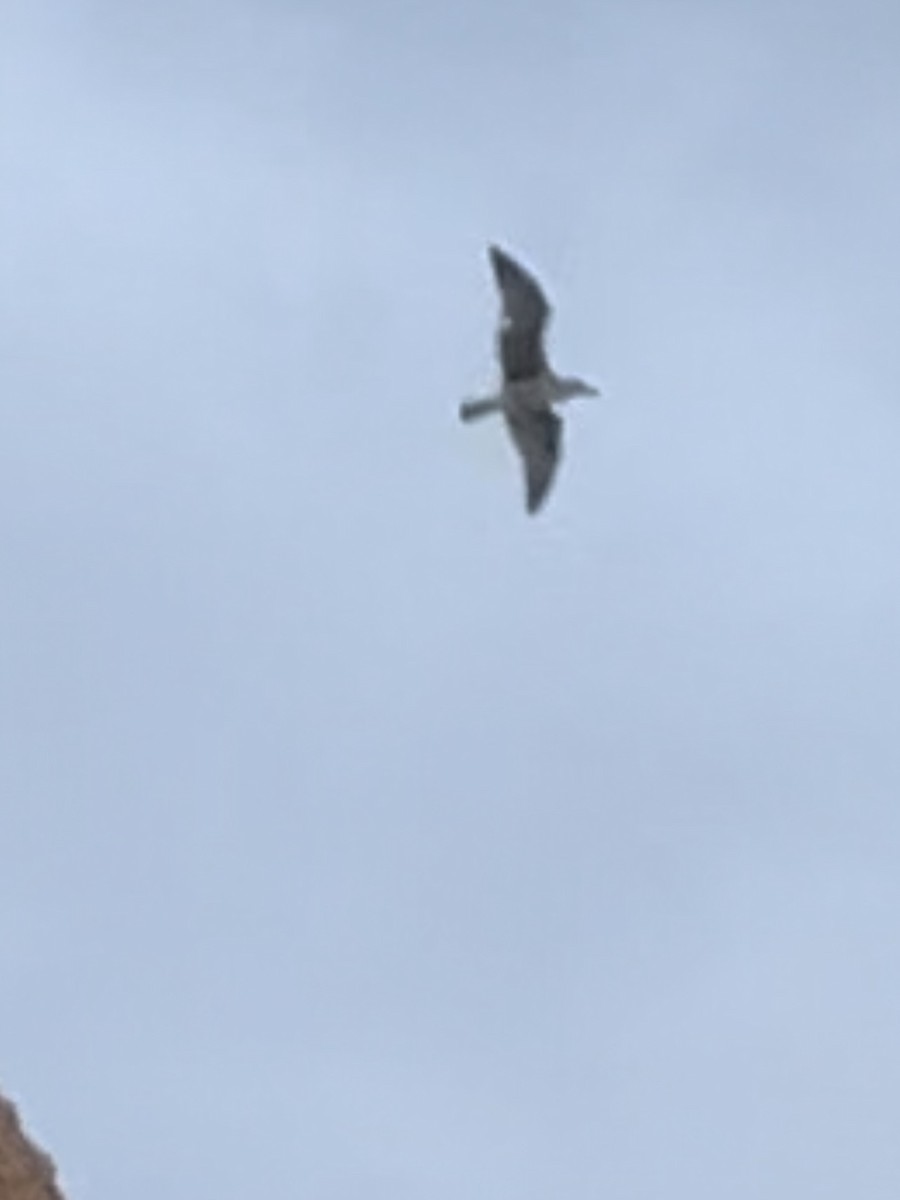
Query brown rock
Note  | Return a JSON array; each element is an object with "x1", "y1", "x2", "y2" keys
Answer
[{"x1": 0, "y1": 1093, "x2": 65, "y2": 1200}]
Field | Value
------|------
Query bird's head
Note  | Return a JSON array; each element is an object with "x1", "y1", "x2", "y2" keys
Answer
[{"x1": 557, "y1": 376, "x2": 601, "y2": 401}]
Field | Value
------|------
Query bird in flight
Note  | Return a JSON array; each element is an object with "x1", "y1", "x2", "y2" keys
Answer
[{"x1": 460, "y1": 245, "x2": 599, "y2": 514}]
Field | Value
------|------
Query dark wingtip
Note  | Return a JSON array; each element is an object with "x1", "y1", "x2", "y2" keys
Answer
[
  {"x1": 525, "y1": 487, "x2": 549, "y2": 515},
  {"x1": 488, "y1": 244, "x2": 517, "y2": 285}
]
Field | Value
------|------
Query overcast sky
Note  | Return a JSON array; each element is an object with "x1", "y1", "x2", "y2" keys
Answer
[{"x1": 4, "y1": 0, "x2": 900, "y2": 1196}]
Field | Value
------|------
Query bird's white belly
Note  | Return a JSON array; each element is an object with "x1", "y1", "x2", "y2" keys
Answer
[{"x1": 505, "y1": 376, "x2": 553, "y2": 412}]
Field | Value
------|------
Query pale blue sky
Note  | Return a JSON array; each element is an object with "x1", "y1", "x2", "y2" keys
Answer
[{"x1": 4, "y1": 1, "x2": 900, "y2": 1196}]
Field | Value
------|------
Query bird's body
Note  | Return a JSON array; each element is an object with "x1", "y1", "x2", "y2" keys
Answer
[{"x1": 460, "y1": 245, "x2": 599, "y2": 514}]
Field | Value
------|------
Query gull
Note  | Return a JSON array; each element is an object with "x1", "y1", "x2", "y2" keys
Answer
[{"x1": 460, "y1": 244, "x2": 599, "y2": 514}]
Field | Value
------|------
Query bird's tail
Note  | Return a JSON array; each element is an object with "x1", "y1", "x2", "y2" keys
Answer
[{"x1": 459, "y1": 398, "x2": 503, "y2": 422}]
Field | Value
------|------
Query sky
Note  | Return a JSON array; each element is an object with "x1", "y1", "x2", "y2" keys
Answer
[{"x1": 4, "y1": 0, "x2": 900, "y2": 1196}]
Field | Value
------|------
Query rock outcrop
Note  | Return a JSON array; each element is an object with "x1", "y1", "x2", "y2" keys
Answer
[{"x1": 0, "y1": 1094, "x2": 65, "y2": 1200}]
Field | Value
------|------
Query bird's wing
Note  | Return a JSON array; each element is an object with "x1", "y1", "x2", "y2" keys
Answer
[
  {"x1": 489, "y1": 245, "x2": 552, "y2": 382},
  {"x1": 504, "y1": 406, "x2": 563, "y2": 514}
]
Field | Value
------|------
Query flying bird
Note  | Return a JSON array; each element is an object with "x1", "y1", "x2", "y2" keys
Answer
[{"x1": 460, "y1": 245, "x2": 599, "y2": 514}]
